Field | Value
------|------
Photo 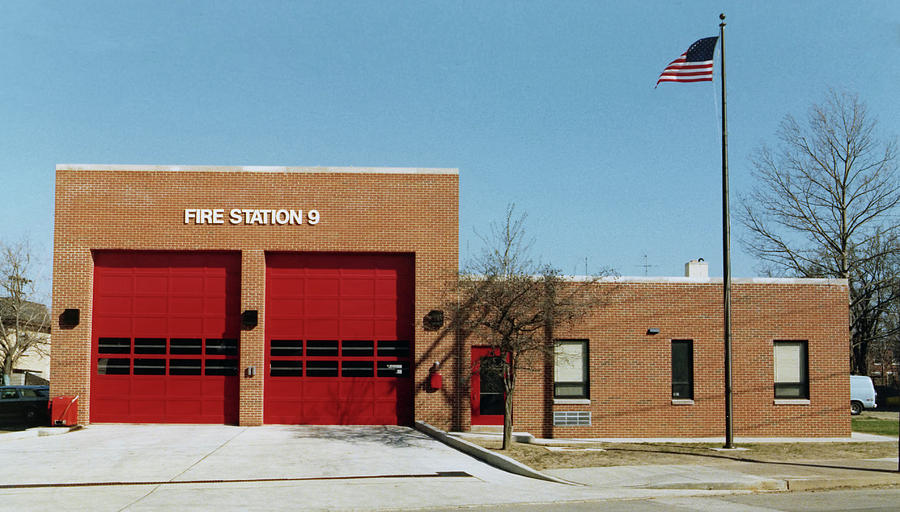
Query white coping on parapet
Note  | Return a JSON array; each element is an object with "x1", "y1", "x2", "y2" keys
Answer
[
  {"x1": 56, "y1": 164, "x2": 459, "y2": 175},
  {"x1": 567, "y1": 275, "x2": 847, "y2": 286},
  {"x1": 460, "y1": 273, "x2": 847, "y2": 286}
]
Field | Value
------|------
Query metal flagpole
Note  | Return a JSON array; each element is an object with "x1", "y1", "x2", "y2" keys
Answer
[{"x1": 719, "y1": 12, "x2": 734, "y2": 449}]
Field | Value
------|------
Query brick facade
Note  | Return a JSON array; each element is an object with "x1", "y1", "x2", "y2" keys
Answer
[
  {"x1": 51, "y1": 165, "x2": 460, "y2": 426},
  {"x1": 51, "y1": 164, "x2": 849, "y2": 437}
]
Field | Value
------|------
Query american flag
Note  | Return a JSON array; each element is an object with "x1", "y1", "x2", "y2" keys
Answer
[{"x1": 656, "y1": 36, "x2": 719, "y2": 86}]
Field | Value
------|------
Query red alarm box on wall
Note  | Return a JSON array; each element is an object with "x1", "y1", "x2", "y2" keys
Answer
[
  {"x1": 51, "y1": 396, "x2": 79, "y2": 426},
  {"x1": 429, "y1": 372, "x2": 442, "y2": 391}
]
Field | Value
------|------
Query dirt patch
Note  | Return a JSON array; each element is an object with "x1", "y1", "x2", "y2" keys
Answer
[
  {"x1": 862, "y1": 411, "x2": 899, "y2": 421},
  {"x1": 468, "y1": 438, "x2": 899, "y2": 471}
]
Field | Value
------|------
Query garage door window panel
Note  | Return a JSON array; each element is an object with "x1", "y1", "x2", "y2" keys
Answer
[
  {"x1": 377, "y1": 340, "x2": 409, "y2": 358},
  {"x1": 205, "y1": 360, "x2": 239, "y2": 376},
  {"x1": 307, "y1": 340, "x2": 339, "y2": 357},
  {"x1": 98, "y1": 358, "x2": 130, "y2": 375},
  {"x1": 134, "y1": 338, "x2": 166, "y2": 354},
  {"x1": 98, "y1": 337, "x2": 131, "y2": 354},
  {"x1": 270, "y1": 339, "x2": 303, "y2": 357},
  {"x1": 342, "y1": 361, "x2": 374, "y2": 377},
  {"x1": 169, "y1": 359, "x2": 202, "y2": 376},
  {"x1": 306, "y1": 361, "x2": 339, "y2": 377},
  {"x1": 133, "y1": 358, "x2": 166, "y2": 375},
  {"x1": 270, "y1": 360, "x2": 303, "y2": 377},
  {"x1": 206, "y1": 338, "x2": 238, "y2": 356},
  {"x1": 170, "y1": 338, "x2": 202, "y2": 355},
  {"x1": 342, "y1": 340, "x2": 374, "y2": 357}
]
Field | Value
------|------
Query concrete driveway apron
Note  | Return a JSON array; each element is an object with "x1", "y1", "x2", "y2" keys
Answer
[{"x1": 0, "y1": 425, "x2": 726, "y2": 511}]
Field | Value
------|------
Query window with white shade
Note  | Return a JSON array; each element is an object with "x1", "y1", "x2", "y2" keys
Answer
[
  {"x1": 554, "y1": 340, "x2": 588, "y2": 399},
  {"x1": 774, "y1": 341, "x2": 808, "y2": 399}
]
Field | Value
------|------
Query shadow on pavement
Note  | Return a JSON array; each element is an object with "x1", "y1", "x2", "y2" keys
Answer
[{"x1": 287, "y1": 425, "x2": 432, "y2": 448}]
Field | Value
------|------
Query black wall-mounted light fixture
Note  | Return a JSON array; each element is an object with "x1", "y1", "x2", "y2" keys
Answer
[
  {"x1": 241, "y1": 310, "x2": 258, "y2": 329},
  {"x1": 423, "y1": 310, "x2": 444, "y2": 331},
  {"x1": 647, "y1": 328, "x2": 660, "y2": 335},
  {"x1": 60, "y1": 309, "x2": 80, "y2": 328}
]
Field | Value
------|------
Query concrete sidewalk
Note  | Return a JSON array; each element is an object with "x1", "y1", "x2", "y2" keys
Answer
[
  {"x1": 545, "y1": 457, "x2": 900, "y2": 492},
  {"x1": 449, "y1": 430, "x2": 900, "y2": 493},
  {"x1": 455, "y1": 430, "x2": 897, "y2": 444}
]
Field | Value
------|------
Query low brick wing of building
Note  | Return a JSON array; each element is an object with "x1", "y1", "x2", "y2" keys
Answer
[{"x1": 497, "y1": 267, "x2": 849, "y2": 438}]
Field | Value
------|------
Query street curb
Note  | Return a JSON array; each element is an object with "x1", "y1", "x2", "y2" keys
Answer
[
  {"x1": 414, "y1": 421, "x2": 578, "y2": 485},
  {"x1": 643, "y1": 476, "x2": 900, "y2": 492},
  {"x1": 645, "y1": 479, "x2": 787, "y2": 491},
  {"x1": 785, "y1": 474, "x2": 900, "y2": 492}
]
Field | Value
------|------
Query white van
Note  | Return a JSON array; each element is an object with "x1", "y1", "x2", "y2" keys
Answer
[{"x1": 850, "y1": 375, "x2": 877, "y2": 415}]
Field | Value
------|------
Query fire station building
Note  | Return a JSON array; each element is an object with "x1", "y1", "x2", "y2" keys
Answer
[{"x1": 51, "y1": 165, "x2": 850, "y2": 438}]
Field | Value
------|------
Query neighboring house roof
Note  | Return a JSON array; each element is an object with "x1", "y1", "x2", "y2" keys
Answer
[{"x1": 0, "y1": 298, "x2": 51, "y2": 334}]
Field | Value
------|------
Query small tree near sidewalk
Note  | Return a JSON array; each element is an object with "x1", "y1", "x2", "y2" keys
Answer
[
  {"x1": 0, "y1": 241, "x2": 50, "y2": 385},
  {"x1": 451, "y1": 205, "x2": 613, "y2": 450}
]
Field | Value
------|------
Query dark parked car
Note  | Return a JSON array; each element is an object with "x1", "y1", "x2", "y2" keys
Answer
[{"x1": 0, "y1": 385, "x2": 50, "y2": 426}]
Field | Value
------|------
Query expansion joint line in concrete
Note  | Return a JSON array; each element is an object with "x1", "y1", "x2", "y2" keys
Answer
[
  {"x1": 117, "y1": 427, "x2": 251, "y2": 511},
  {"x1": 0, "y1": 472, "x2": 475, "y2": 490}
]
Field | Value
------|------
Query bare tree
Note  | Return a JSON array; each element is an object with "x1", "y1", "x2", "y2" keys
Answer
[
  {"x1": 0, "y1": 241, "x2": 50, "y2": 385},
  {"x1": 452, "y1": 205, "x2": 612, "y2": 449},
  {"x1": 741, "y1": 90, "x2": 900, "y2": 374}
]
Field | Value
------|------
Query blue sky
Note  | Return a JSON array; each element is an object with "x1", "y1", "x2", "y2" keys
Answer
[{"x1": 2, "y1": 1, "x2": 899, "y2": 301}]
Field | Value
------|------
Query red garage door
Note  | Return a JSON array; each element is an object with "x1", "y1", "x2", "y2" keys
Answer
[
  {"x1": 265, "y1": 253, "x2": 414, "y2": 425},
  {"x1": 91, "y1": 251, "x2": 241, "y2": 423}
]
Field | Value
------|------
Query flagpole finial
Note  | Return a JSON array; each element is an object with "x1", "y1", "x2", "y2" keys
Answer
[{"x1": 719, "y1": 13, "x2": 726, "y2": 26}]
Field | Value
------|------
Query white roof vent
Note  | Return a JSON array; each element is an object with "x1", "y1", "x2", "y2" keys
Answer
[{"x1": 685, "y1": 259, "x2": 709, "y2": 279}]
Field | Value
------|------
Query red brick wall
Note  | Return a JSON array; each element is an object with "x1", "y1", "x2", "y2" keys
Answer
[
  {"x1": 51, "y1": 166, "x2": 459, "y2": 426},
  {"x1": 498, "y1": 279, "x2": 850, "y2": 438}
]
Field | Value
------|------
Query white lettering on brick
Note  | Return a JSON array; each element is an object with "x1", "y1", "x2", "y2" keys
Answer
[{"x1": 186, "y1": 208, "x2": 320, "y2": 226}]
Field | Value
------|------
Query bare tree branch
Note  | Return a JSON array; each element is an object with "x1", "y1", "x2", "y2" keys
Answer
[
  {"x1": 450, "y1": 205, "x2": 616, "y2": 449},
  {"x1": 740, "y1": 90, "x2": 900, "y2": 374}
]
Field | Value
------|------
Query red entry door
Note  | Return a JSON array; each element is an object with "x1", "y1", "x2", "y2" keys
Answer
[
  {"x1": 471, "y1": 347, "x2": 506, "y2": 425},
  {"x1": 90, "y1": 251, "x2": 241, "y2": 424},
  {"x1": 264, "y1": 253, "x2": 414, "y2": 425}
]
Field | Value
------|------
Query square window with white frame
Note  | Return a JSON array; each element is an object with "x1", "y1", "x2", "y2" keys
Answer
[{"x1": 554, "y1": 340, "x2": 588, "y2": 399}]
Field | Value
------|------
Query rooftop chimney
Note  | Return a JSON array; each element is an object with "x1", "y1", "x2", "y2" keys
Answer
[{"x1": 685, "y1": 259, "x2": 708, "y2": 279}]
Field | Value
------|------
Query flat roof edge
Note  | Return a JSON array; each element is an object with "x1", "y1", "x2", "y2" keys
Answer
[
  {"x1": 56, "y1": 164, "x2": 459, "y2": 175},
  {"x1": 568, "y1": 275, "x2": 848, "y2": 286}
]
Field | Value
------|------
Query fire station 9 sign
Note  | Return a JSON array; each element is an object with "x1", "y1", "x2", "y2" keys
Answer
[{"x1": 184, "y1": 208, "x2": 320, "y2": 225}]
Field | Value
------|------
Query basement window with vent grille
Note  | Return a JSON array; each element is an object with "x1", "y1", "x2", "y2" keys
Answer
[{"x1": 553, "y1": 411, "x2": 591, "y2": 426}]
